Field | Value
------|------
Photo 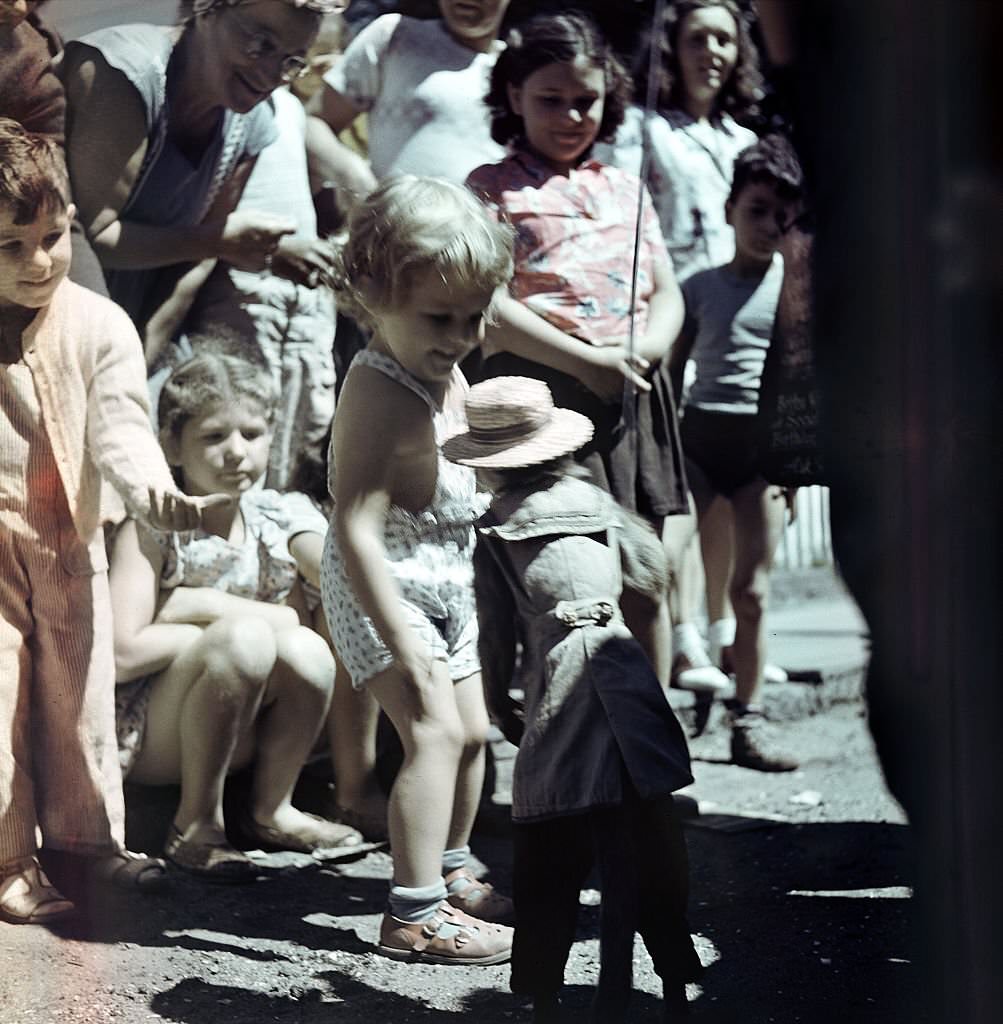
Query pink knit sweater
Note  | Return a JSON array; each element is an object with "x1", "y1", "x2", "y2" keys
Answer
[{"x1": 19, "y1": 279, "x2": 177, "y2": 571}]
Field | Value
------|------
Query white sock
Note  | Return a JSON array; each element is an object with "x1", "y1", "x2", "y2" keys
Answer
[
  {"x1": 708, "y1": 618, "x2": 737, "y2": 647},
  {"x1": 441, "y1": 845, "x2": 469, "y2": 878},
  {"x1": 388, "y1": 880, "x2": 448, "y2": 923},
  {"x1": 672, "y1": 622, "x2": 705, "y2": 659}
]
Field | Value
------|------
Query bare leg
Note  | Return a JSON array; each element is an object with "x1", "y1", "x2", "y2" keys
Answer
[
  {"x1": 700, "y1": 497, "x2": 735, "y2": 626},
  {"x1": 621, "y1": 587, "x2": 673, "y2": 695},
  {"x1": 724, "y1": 482, "x2": 797, "y2": 771},
  {"x1": 325, "y1": 647, "x2": 386, "y2": 829},
  {"x1": 445, "y1": 672, "x2": 490, "y2": 851},
  {"x1": 128, "y1": 618, "x2": 276, "y2": 843},
  {"x1": 665, "y1": 476, "x2": 732, "y2": 695},
  {"x1": 622, "y1": 514, "x2": 672, "y2": 691},
  {"x1": 367, "y1": 660, "x2": 464, "y2": 888},
  {"x1": 309, "y1": 608, "x2": 386, "y2": 832},
  {"x1": 661, "y1": 498, "x2": 699, "y2": 626},
  {"x1": 250, "y1": 625, "x2": 335, "y2": 831},
  {"x1": 727, "y1": 480, "x2": 787, "y2": 706}
]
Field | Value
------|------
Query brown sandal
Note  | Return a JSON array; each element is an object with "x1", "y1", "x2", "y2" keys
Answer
[
  {"x1": 378, "y1": 901, "x2": 513, "y2": 965},
  {"x1": 240, "y1": 811, "x2": 374, "y2": 859},
  {"x1": 164, "y1": 826, "x2": 260, "y2": 884},
  {"x1": 88, "y1": 849, "x2": 169, "y2": 892},
  {"x1": 332, "y1": 803, "x2": 389, "y2": 844},
  {"x1": 444, "y1": 867, "x2": 515, "y2": 924},
  {"x1": 0, "y1": 857, "x2": 76, "y2": 925}
]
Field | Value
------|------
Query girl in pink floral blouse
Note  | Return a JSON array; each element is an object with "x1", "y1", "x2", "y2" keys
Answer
[{"x1": 466, "y1": 10, "x2": 688, "y2": 687}]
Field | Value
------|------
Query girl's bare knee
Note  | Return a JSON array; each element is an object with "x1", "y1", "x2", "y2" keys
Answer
[
  {"x1": 621, "y1": 589, "x2": 659, "y2": 641},
  {"x1": 461, "y1": 732, "x2": 488, "y2": 766},
  {"x1": 200, "y1": 617, "x2": 277, "y2": 685},
  {"x1": 411, "y1": 708, "x2": 466, "y2": 760},
  {"x1": 274, "y1": 625, "x2": 336, "y2": 692},
  {"x1": 269, "y1": 662, "x2": 335, "y2": 723}
]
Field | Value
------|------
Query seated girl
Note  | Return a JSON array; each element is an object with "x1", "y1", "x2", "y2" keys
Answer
[{"x1": 108, "y1": 348, "x2": 363, "y2": 883}]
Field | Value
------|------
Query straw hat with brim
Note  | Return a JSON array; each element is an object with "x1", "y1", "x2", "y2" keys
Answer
[{"x1": 442, "y1": 377, "x2": 594, "y2": 469}]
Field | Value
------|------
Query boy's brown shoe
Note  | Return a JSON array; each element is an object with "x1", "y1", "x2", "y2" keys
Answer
[
  {"x1": 377, "y1": 900, "x2": 513, "y2": 965},
  {"x1": 731, "y1": 715, "x2": 799, "y2": 772}
]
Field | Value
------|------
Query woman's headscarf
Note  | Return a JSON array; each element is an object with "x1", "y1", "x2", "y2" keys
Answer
[{"x1": 189, "y1": 0, "x2": 346, "y2": 15}]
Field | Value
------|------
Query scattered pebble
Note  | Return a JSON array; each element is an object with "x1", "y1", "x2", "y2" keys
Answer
[{"x1": 789, "y1": 790, "x2": 824, "y2": 806}]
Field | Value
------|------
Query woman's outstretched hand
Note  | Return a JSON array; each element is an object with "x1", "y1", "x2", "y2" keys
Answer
[
  {"x1": 270, "y1": 235, "x2": 338, "y2": 288},
  {"x1": 217, "y1": 211, "x2": 297, "y2": 272},
  {"x1": 146, "y1": 488, "x2": 233, "y2": 532}
]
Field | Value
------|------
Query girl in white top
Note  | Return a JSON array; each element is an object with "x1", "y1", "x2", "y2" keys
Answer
[
  {"x1": 597, "y1": 0, "x2": 761, "y2": 284},
  {"x1": 314, "y1": 0, "x2": 510, "y2": 183},
  {"x1": 599, "y1": 1, "x2": 765, "y2": 695}
]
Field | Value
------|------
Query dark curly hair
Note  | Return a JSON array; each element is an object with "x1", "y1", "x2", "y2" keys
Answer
[
  {"x1": 0, "y1": 117, "x2": 69, "y2": 224},
  {"x1": 636, "y1": 0, "x2": 762, "y2": 122},
  {"x1": 728, "y1": 133, "x2": 803, "y2": 203},
  {"x1": 485, "y1": 11, "x2": 632, "y2": 148}
]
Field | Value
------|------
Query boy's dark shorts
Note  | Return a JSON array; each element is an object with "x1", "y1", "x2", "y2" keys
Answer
[{"x1": 680, "y1": 407, "x2": 761, "y2": 497}]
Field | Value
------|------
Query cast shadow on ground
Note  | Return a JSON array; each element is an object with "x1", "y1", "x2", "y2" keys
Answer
[
  {"x1": 680, "y1": 818, "x2": 928, "y2": 1024},
  {"x1": 149, "y1": 971, "x2": 677, "y2": 1024},
  {"x1": 45, "y1": 768, "x2": 931, "y2": 1023},
  {"x1": 150, "y1": 974, "x2": 516, "y2": 1023},
  {"x1": 48, "y1": 769, "x2": 512, "y2": 955},
  {"x1": 48, "y1": 853, "x2": 390, "y2": 955}
]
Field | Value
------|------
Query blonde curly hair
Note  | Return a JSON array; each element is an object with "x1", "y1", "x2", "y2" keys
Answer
[{"x1": 333, "y1": 176, "x2": 514, "y2": 325}]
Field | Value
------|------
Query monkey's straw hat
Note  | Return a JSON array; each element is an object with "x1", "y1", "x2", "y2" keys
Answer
[{"x1": 443, "y1": 377, "x2": 594, "y2": 469}]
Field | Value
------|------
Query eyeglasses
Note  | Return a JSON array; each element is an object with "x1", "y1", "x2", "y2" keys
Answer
[{"x1": 225, "y1": 5, "x2": 316, "y2": 83}]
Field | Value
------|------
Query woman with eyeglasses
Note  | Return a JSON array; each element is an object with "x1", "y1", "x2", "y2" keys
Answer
[{"x1": 59, "y1": 0, "x2": 342, "y2": 346}]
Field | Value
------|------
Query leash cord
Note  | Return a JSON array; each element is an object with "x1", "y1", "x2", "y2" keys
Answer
[{"x1": 623, "y1": 0, "x2": 668, "y2": 436}]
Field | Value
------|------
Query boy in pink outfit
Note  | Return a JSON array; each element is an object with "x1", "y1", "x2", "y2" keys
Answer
[{"x1": 0, "y1": 118, "x2": 226, "y2": 924}]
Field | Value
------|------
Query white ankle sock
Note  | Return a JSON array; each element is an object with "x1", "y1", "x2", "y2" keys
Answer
[
  {"x1": 441, "y1": 845, "x2": 469, "y2": 877},
  {"x1": 388, "y1": 880, "x2": 448, "y2": 923},
  {"x1": 672, "y1": 622, "x2": 705, "y2": 659},
  {"x1": 707, "y1": 618, "x2": 737, "y2": 647}
]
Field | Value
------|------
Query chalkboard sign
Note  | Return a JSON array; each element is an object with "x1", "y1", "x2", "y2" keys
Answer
[{"x1": 756, "y1": 217, "x2": 826, "y2": 485}]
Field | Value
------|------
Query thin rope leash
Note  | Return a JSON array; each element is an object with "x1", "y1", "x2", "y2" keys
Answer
[{"x1": 624, "y1": 0, "x2": 668, "y2": 439}]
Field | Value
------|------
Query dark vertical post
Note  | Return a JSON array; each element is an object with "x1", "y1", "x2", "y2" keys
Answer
[{"x1": 794, "y1": 2, "x2": 1003, "y2": 1021}]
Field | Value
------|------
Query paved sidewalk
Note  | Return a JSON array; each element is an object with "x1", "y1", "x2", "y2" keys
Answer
[{"x1": 669, "y1": 568, "x2": 870, "y2": 733}]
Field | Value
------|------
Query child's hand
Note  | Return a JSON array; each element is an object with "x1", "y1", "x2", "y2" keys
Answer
[
  {"x1": 394, "y1": 642, "x2": 442, "y2": 703},
  {"x1": 146, "y1": 487, "x2": 233, "y2": 532},
  {"x1": 493, "y1": 695, "x2": 525, "y2": 747},
  {"x1": 580, "y1": 345, "x2": 652, "y2": 400},
  {"x1": 778, "y1": 486, "x2": 799, "y2": 524},
  {"x1": 217, "y1": 211, "x2": 296, "y2": 272}
]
